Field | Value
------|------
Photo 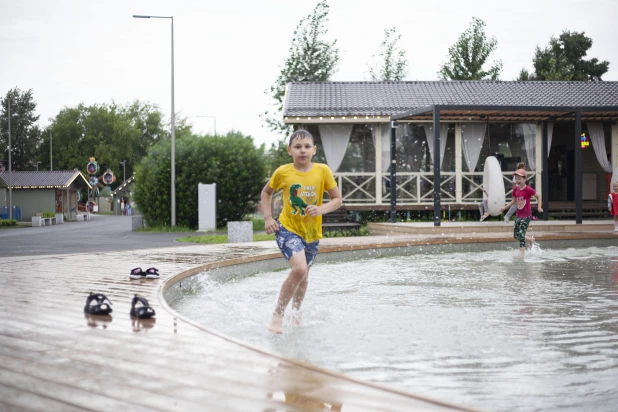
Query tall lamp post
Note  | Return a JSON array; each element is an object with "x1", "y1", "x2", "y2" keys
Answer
[
  {"x1": 120, "y1": 160, "x2": 126, "y2": 182},
  {"x1": 7, "y1": 102, "x2": 12, "y2": 220},
  {"x1": 133, "y1": 14, "x2": 176, "y2": 227},
  {"x1": 197, "y1": 115, "x2": 216, "y2": 136}
]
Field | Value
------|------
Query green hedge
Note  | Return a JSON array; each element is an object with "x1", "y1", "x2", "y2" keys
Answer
[
  {"x1": 0, "y1": 219, "x2": 18, "y2": 227},
  {"x1": 134, "y1": 132, "x2": 266, "y2": 229}
]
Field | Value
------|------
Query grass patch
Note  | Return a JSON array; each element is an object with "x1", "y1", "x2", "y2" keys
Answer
[
  {"x1": 137, "y1": 225, "x2": 193, "y2": 233},
  {"x1": 176, "y1": 233, "x2": 275, "y2": 244}
]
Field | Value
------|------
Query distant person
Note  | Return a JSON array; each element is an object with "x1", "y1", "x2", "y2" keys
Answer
[
  {"x1": 499, "y1": 169, "x2": 543, "y2": 254},
  {"x1": 608, "y1": 181, "x2": 618, "y2": 232},
  {"x1": 478, "y1": 188, "x2": 489, "y2": 221},
  {"x1": 261, "y1": 129, "x2": 342, "y2": 334},
  {"x1": 120, "y1": 199, "x2": 125, "y2": 215},
  {"x1": 504, "y1": 162, "x2": 526, "y2": 223}
]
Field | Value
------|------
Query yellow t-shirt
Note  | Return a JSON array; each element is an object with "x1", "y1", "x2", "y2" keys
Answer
[{"x1": 269, "y1": 163, "x2": 337, "y2": 243}]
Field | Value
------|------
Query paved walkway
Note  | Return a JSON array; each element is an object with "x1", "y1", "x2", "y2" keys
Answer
[{"x1": 0, "y1": 217, "x2": 615, "y2": 411}]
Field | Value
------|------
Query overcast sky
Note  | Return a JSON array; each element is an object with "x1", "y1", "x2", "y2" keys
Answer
[{"x1": 1, "y1": 0, "x2": 617, "y2": 148}]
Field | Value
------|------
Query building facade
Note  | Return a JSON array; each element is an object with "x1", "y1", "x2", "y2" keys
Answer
[{"x1": 283, "y1": 81, "x2": 618, "y2": 222}]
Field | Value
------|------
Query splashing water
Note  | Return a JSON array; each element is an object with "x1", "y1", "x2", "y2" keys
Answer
[{"x1": 171, "y1": 246, "x2": 618, "y2": 412}]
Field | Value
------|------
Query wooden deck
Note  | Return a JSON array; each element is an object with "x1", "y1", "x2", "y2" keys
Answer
[
  {"x1": 1, "y1": 225, "x2": 616, "y2": 411},
  {"x1": 0, "y1": 241, "x2": 479, "y2": 411}
]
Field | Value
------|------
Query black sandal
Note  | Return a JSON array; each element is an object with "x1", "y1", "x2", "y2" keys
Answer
[
  {"x1": 130, "y1": 295, "x2": 156, "y2": 319},
  {"x1": 84, "y1": 292, "x2": 113, "y2": 315},
  {"x1": 144, "y1": 267, "x2": 160, "y2": 279},
  {"x1": 129, "y1": 267, "x2": 145, "y2": 280}
]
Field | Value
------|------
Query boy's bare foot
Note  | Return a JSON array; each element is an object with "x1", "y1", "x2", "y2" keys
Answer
[{"x1": 268, "y1": 314, "x2": 283, "y2": 334}]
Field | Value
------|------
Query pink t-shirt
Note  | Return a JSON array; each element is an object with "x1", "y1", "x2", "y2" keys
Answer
[{"x1": 513, "y1": 185, "x2": 536, "y2": 219}]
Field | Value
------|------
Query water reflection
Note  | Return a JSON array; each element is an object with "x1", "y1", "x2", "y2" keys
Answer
[{"x1": 172, "y1": 246, "x2": 618, "y2": 412}]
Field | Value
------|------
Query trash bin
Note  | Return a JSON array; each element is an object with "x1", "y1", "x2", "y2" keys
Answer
[{"x1": 12, "y1": 206, "x2": 21, "y2": 221}]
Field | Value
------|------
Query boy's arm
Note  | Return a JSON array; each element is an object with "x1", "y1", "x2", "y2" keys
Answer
[
  {"x1": 260, "y1": 183, "x2": 279, "y2": 234},
  {"x1": 533, "y1": 192, "x2": 543, "y2": 213},
  {"x1": 306, "y1": 186, "x2": 342, "y2": 217}
]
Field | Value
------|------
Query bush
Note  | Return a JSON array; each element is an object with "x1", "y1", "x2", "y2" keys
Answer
[
  {"x1": 42, "y1": 212, "x2": 55, "y2": 218},
  {"x1": 134, "y1": 131, "x2": 266, "y2": 229},
  {"x1": 0, "y1": 219, "x2": 18, "y2": 227}
]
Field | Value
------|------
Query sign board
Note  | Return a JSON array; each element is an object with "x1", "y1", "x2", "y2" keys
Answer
[{"x1": 198, "y1": 183, "x2": 216, "y2": 231}]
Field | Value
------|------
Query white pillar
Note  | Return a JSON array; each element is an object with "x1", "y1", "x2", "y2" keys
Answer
[
  {"x1": 455, "y1": 123, "x2": 462, "y2": 203},
  {"x1": 375, "y1": 123, "x2": 382, "y2": 204},
  {"x1": 610, "y1": 122, "x2": 618, "y2": 169},
  {"x1": 535, "y1": 123, "x2": 543, "y2": 192}
]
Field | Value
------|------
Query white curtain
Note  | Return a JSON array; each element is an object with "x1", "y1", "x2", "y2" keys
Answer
[
  {"x1": 518, "y1": 123, "x2": 536, "y2": 171},
  {"x1": 379, "y1": 123, "x2": 392, "y2": 172},
  {"x1": 587, "y1": 122, "x2": 613, "y2": 173},
  {"x1": 547, "y1": 122, "x2": 554, "y2": 157},
  {"x1": 318, "y1": 124, "x2": 353, "y2": 172},
  {"x1": 422, "y1": 124, "x2": 449, "y2": 170},
  {"x1": 461, "y1": 123, "x2": 486, "y2": 172}
]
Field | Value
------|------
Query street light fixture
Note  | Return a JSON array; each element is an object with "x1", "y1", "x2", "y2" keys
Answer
[
  {"x1": 120, "y1": 160, "x2": 127, "y2": 182},
  {"x1": 7, "y1": 102, "x2": 12, "y2": 220},
  {"x1": 197, "y1": 115, "x2": 216, "y2": 136},
  {"x1": 133, "y1": 14, "x2": 176, "y2": 227}
]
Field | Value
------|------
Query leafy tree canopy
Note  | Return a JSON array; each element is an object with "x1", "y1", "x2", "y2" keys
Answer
[
  {"x1": 367, "y1": 27, "x2": 408, "y2": 81},
  {"x1": 43, "y1": 101, "x2": 167, "y2": 188},
  {"x1": 134, "y1": 131, "x2": 266, "y2": 228},
  {"x1": 517, "y1": 30, "x2": 610, "y2": 81},
  {"x1": 262, "y1": 0, "x2": 340, "y2": 136},
  {"x1": 0, "y1": 88, "x2": 41, "y2": 171},
  {"x1": 438, "y1": 17, "x2": 503, "y2": 80}
]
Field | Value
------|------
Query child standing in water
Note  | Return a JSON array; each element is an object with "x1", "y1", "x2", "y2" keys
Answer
[
  {"x1": 261, "y1": 130, "x2": 342, "y2": 334},
  {"x1": 499, "y1": 169, "x2": 543, "y2": 254},
  {"x1": 608, "y1": 181, "x2": 618, "y2": 232},
  {"x1": 479, "y1": 188, "x2": 489, "y2": 221},
  {"x1": 504, "y1": 162, "x2": 526, "y2": 223}
]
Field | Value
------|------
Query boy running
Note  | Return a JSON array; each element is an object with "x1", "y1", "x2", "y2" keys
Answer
[
  {"x1": 261, "y1": 130, "x2": 342, "y2": 334},
  {"x1": 499, "y1": 169, "x2": 543, "y2": 254}
]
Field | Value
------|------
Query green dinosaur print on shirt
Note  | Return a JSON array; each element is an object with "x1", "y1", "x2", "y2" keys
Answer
[{"x1": 289, "y1": 183, "x2": 316, "y2": 216}]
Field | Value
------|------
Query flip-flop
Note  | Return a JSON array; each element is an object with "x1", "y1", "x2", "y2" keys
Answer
[
  {"x1": 84, "y1": 292, "x2": 113, "y2": 315},
  {"x1": 130, "y1": 295, "x2": 156, "y2": 319}
]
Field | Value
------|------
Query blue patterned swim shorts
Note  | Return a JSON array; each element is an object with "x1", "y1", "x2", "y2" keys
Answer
[{"x1": 275, "y1": 222, "x2": 319, "y2": 266}]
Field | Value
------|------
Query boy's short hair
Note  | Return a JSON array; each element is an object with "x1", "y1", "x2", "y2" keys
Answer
[{"x1": 288, "y1": 129, "x2": 314, "y2": 147}]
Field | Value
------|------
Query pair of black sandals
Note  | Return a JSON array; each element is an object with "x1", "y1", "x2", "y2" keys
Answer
[
  {"x1": 129, "y1": 267, "x2": 160, "y2": 280},
  {"x1": 83, "y1": 292, "x2": 156, "y2": 319}
]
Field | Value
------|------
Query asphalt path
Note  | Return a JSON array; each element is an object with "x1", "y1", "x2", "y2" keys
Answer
[{"x1": 0, "y1": 215, "x2": 197, "y2": 257}]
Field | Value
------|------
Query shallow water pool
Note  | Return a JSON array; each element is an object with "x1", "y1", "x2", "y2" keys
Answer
[{"x1": 171, "y1": 246, "x2": 618, "y2": 411}]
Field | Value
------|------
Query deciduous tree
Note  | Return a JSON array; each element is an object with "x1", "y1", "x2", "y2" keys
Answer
[
  {"x1": 517, "y1": 31, "x2": 609, "y2": 81},
  {"x1": 0, "y1": 88, "x2": 41, "y2": 170},
  {"x1": 438, "y1": 17, "x2": 502, "y2": 80},
  {"x1": 262, "y1": 0, "x2": 340, "y2": 136},
  {"x1": 367, "y1": 27, "x2": 408, "y2": 81}
]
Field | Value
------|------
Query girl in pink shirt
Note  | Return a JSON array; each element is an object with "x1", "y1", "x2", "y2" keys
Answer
[{"x1": 499, "y1": 169, "x2": 543, "y2": 253}]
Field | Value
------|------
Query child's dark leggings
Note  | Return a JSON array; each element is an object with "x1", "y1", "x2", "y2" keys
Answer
[{"x1": 513, "y1": 216, "x2": 531, "y2": 248}]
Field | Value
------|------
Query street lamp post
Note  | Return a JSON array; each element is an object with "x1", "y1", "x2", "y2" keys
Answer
[
  {"x1": 197, "y1": 115, "x2": 216, "y2": 136},
  {"x1": 7, "y1": 102, "x2": 12, "y2": 220},
  {"x1": 120, "y1": 160, "x2": 126, "y2": 182},
  {"x1": 133, "y1": 14, "x2": 176, "y2": 227}
]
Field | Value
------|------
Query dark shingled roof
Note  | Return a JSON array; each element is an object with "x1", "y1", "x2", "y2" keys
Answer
[
  {"x1": 0, "y1": 170, "x2": 91, "y2": 189},
  {"x1": 283, "y1": 81, "x2": 618, "y2": 117}
]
